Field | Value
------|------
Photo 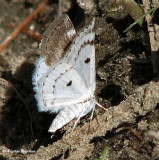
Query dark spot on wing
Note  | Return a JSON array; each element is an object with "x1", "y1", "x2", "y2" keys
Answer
[
  {"x1": 67, "y1": 80, "x2": 72, "y2": 86},
  {"x1": 84, "y1": 58, "x2": 90, "y2": 63}
]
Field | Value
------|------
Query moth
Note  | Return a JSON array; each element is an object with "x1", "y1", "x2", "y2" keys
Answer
[{"x1": 32, "y1": 14, "x2": 101, "y2": 133}]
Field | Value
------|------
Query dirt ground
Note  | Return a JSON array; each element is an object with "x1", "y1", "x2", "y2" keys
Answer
[{"x1": 0, "y1": 0, "x2": 159, "y2": 160}]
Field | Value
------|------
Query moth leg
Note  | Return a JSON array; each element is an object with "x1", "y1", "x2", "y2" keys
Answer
[
  {"x1": 72, "y1": 107, "x2": 87, "y2": 131},
  {"x1": 89, "y1": 104, "x2": 95, "y2": 120}
]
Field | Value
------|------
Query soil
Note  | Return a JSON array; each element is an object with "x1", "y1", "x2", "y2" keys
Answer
[{"x1": 0, "y1": 0, "x2": 159, "y2": 160}]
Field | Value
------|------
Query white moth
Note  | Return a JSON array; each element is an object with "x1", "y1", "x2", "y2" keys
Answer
[{"x1": 32, "y1": 14, "x2": 100, "y2": 133}]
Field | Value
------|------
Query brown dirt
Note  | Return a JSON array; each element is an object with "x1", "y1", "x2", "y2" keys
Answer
[{"x1": 0, "y1": 0, "x2": 159, "y2": 160}]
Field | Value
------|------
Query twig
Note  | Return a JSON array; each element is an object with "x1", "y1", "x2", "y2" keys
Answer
[
  {"x1": 0, "y1": 0, "x2": 48, "y2": 52},
  {"x1": 6, "y1": 23, "x2": 42, "y2": 42}
]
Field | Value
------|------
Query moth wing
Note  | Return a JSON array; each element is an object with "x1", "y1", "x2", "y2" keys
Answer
[
  {"x1": 40, "y1": 14, "x2": 76, "y2": 66},
  {"x1": 66, "y1": 18, "x2": 95, "y2": 91},
  {"x1": 32, "y1": 58, "x2": 49, "y2": 92},
  {"x1": 35, "y1": 60, "x2": 88, "y2": 113}
]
